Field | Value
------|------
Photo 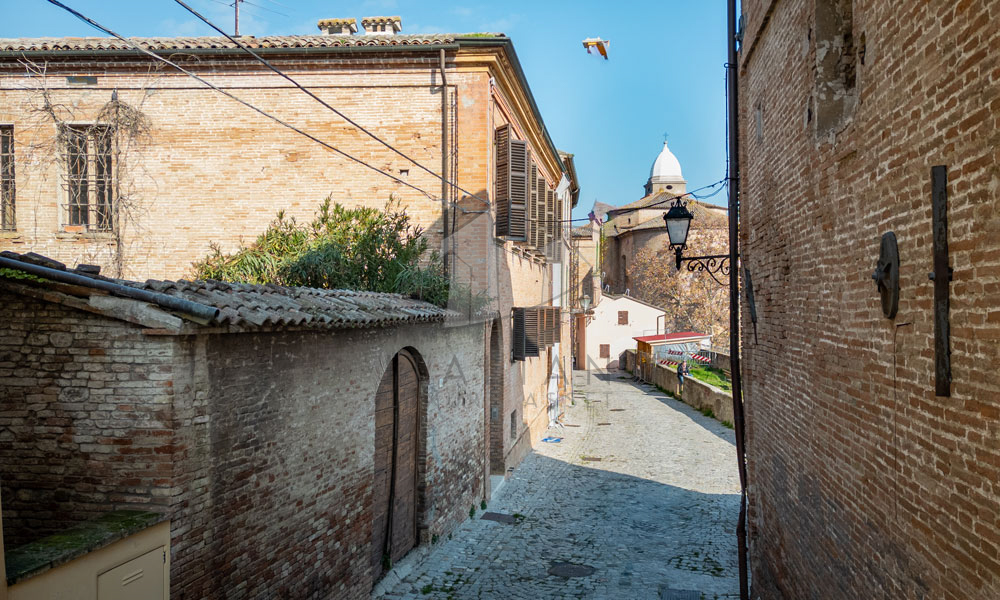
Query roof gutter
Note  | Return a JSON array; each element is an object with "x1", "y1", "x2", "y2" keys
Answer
[
  {"x1": 456, "y1": 37, "x2": 566, "y2": 175},
  {"x1": 0, "y1": 256, "x2": 220, "y2": 323}
]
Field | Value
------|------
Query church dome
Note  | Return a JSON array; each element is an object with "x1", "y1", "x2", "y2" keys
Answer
[{"x1": 649, "y1": 140, "x2": 685, "y2": 184}]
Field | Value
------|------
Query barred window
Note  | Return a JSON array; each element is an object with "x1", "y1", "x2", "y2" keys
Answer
[
  {"x1": 63, "y1": 125, "x2": 113, "y2": 231},
  {"x1": 1, "y1": 126, "x2": 14, "y2": 231}
]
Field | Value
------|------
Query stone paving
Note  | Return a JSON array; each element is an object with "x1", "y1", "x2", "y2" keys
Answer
[{"x1": 374, "y1": 371, "x2": 742, "y2": 600}]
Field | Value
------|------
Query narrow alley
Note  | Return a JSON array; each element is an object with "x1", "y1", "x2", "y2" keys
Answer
[{"x1": 376, "y1": 371, "x2": 741, "y2": 600}]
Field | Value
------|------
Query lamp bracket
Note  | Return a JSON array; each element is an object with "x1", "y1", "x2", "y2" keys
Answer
[{"x1": 681, "y1": 254, "x2": 731, "y2": 286}]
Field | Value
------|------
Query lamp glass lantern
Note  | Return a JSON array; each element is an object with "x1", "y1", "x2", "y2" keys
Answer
[
  {"x1": 663, "y1": 200, "x2": 694, "y2": 269},
  {"x1": 581, "y1": 294, "x2": 591, "y2": 312}
]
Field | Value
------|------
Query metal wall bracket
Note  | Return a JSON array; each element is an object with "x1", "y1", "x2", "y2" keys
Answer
[
  {"x1": 873, "y1": 232, "x2": 900, "y2": 319},
  {"x1": 931, "y1": 165, "x2": 951, "y2": 397}
]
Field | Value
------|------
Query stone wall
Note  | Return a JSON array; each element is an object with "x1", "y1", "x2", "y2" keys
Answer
[
  {"x1": 739, "y1": 1, "x2": 1000, "y2": 598},
  {"x1": 623, "y1": 350, "x2": 734, "y2": 425}
]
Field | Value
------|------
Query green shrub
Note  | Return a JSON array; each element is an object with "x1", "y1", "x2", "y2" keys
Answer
[{"x1": 193, "y1": 198, "x2": 469, "y2": 308}]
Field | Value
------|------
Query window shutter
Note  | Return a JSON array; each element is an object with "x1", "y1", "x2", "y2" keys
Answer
[
  {"x1": 508, "y1": 141, "x2": 529, "y2": 241},
  {"x1": 495, "y1": 125, "x2": 511, "y2": 237},
  {"x1": 512, "y1": 307, "x2": 526, "y2": 361},
  {"x1": 525, "y1": 158, "x2": 536, "y2": 247},
  {"x1": 552, "y1": 308, "x2": 561, "y2": 341},
  {"x1": 618, "y1": 310, "x2": 629, "y2": 325},
  {"x1": 545, "y1": 187, "x2": 556, "y2": 260},
  {"x1": 540, "y1": 308, "x2": 551, "y2": 346},
  {"x1": 524, "y1": 308, "x2": 540, "y2": 357},
  {"x1": 495, "y1": 126, "x2": 527, "y2": 240},
  {"x1": 531, "y1": 165, "x2": 546, "y2": 252},
  {"x1": 600, "y1": 344, "x2": 611, "y2": 359},
  {"x1": 552, "y1": 192, "x2": 563, "y2": 263}
]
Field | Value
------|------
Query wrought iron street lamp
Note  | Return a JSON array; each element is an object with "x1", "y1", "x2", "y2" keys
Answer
[{"x1": 663, "y1": 197, "x2": 732, "y2": 285}]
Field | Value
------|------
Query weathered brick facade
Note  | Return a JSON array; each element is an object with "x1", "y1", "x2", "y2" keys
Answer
[
  {"x1": 0, "y1": 281, "x2": 486, "y2": 599},
  {"x1": 739, "y1": 1, "x2": 1000, "y2": 598}
]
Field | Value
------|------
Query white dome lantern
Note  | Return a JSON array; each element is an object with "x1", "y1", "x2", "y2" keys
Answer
[{"x1": 646, "y1": 141, "x2": 687, "y2": 195}]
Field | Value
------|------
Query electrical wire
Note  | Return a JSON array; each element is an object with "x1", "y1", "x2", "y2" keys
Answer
[
  {"x1": 43, "y1": 0, "x2": 436, "y2": 199},
  {"x1": 172, "y1": 0, "x2": 492, "y2": 208},
  {"x1": 241, "y1": 0, "x2": 287, "y2": 18}
]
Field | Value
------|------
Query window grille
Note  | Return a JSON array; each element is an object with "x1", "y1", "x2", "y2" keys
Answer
[
  {"x1": 0, "y1": 126, "x2": 14, "y2": 231},
  {"x1": 62, "y1": 125, "x2": 113, "y2": 231}
]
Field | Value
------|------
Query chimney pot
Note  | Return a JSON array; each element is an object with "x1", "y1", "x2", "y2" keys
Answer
[
  {"x1": 361, "y1": 16, "x2": 402, "y2": 35},
  {"x1": 317, "y1": 18, "x2": 358, "y2": 35}
]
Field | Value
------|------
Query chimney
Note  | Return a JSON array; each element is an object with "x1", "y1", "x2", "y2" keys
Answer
[
  {"x1": 317, "y1": 18, "x2": 357, "y2": 35},
  {"x1": 361, "y1": 16, "x2": 402, "y2": 35}
]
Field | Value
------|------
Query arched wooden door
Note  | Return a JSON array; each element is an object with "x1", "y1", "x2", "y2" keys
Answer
[{"x1": 372, "y1": 351, "x2": 420, "y2": 581}]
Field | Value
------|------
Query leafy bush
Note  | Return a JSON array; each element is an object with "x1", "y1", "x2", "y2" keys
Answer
[{"x1": 193, "y1": 198, "x2": 458, "y2": 307}]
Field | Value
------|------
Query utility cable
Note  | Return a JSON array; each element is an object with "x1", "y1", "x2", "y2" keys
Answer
[
  {"x1": 43, "y1": 0, "x2": 435, "y2": 199},
  {"x1": 172, "y1": 0, "x2": 492, "y2": 208}
]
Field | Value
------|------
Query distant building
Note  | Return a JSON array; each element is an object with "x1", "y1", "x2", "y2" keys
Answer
[
  {"x1": 601, "y1": 142, "x2": 726, "y2": 295},
  {"x1": 577, "y1": 293, "x2": 667, "y2": 371}
]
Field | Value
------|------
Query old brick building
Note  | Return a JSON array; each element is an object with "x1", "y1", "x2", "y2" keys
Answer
[
  {"x1": 0, "y1": 18, "x2": 578, "y2": 496},
  {"x1": 0, "y1": 251, "x2": 487, "y2": 598},
  {"x1": 739, "y1": 1, "x2": 999, "y2": 598},
  {"x1": 601, "y1": 142, "x2": 727, "y2": 295}
]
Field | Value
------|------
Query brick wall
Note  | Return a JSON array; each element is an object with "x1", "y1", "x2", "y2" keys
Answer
[
  {"x1": 740, "y1": 1, "x2": 1000, "y2": 598},
  {"x1": 168, "y1": 322, "x2": 485, "y2": 599},
  {"x1": 0, "y1": 288, "x2": 178, "y2": 548},
  {"x1": 0, "y1": 284, "x2": 487, "y2": 598}
]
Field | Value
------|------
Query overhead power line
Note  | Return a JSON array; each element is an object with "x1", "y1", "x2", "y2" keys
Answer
[
  {"x1": 43, "y1": 0, "x2": 435, "y2": 199},
  {"x1": 172, "y1": 0, "x2": 491, "y2": 208}
]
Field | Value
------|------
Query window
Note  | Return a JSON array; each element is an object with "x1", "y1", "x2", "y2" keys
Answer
[
  {"x1": 1, "y1": 126, "x2": 14, "y2": 231},
  {"x1": 495, "y1": 124, "x2": 528, "y2": 240},
  {"x1": 510, "y1": 410, "x2": 518, "y2": 440},
  {"x1": 512, "y1": 306, "x2": 561, "y2": 361},
  {"x1": 600, "y1": 344, "x2": 611, "y2": 359},
  {"x1": 618, "y1": 311, "x2": 629, "y2": 325},
  {"x1": 63, "y1": 125, "x2": 113, "y2": 231}
]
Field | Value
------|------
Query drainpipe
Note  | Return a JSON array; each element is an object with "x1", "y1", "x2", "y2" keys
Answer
[
  {"x1": 440, "y1": 48, "x2": 450, "y2": 276},
  {"x1": 727, "y1": 1, "x2": 750, "y2": 599}
]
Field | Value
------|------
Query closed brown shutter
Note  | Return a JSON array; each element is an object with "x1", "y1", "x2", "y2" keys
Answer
[
  {"x1": 545, "y1": 187, "x2": 556, "y2": 260},
  {"x1": 495, "y1": 125, "x2": 511, "y2": 237},
  {"x1": 495, "y1": 126, "x2": 528, "y2": 241},
  {"x1": 526, "y1": 158, "x2": 537, "y2": 247},
  {"x1": 600, "y1": 344, "x2": 611, "y2": 358},
  {"x1": 512, "y1": 307, "x2": 526, "y2": 361},
  {"x1": 552, "y1": 192, "x2": 563, "y2": 263},
  {"x1": 530, "y1": 165, "x2": 543, "y2": 250},
  {"x1": 540, "y1": 308, "x2": 551, "y2": 346},
  {"x1": 524, "y1": 308, "x2": 540, "y2": 357},
  {"x1": 618, "y1": 310, "x2": 629, "y2": 325},
  {"x1": 552, "y1": 308, "x2": 561, "y2": 341}
]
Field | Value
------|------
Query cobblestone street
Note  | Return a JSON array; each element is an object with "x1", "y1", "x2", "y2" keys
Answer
[{"x1": 375, "y1": 371, "x2": 742, "y2": 600}]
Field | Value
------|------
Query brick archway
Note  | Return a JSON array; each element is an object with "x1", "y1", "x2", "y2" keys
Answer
[
  {"x1": 488, "y1": 318, "x2": 505, "y2": 475},
  {"x1": 371, "y1": 349, "x2": 424, "y2": 582}
]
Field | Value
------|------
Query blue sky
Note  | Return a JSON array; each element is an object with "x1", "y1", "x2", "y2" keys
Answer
[{"x1": 3, "y1": 0, "x2": 729, "y2": 217}]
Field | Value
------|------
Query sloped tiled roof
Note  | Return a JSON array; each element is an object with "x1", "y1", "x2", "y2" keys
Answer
[
  {"x1": 0, "y1": 251, "x2": 452, "y2": 331},
  {"x1": 134, "y1": 278, "x2": 451, "y2": 329},
  {"x1": 0, "y1": 34, "x2": 489, "y2": 53}
]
